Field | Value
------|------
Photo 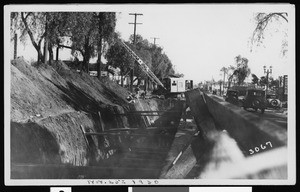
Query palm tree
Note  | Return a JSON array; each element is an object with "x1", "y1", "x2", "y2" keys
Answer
[
  {"x1": 227, "y1": 65, "x2": 236, "y2": 89},
  {"x1": 220, "y1": 67, "x2": 228, "y2": 94}
]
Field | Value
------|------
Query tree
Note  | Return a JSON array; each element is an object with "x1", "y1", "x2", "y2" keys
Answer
[
  {"x1": 106, "y1": 40, "x2": 132, "y2": 87},
  {"x1": 227, "y1": 65, "x2": 237, "y2": 89},
  {"x1": 220, "y1": 66, "x2": 228, "y2": 92},
  {"x1": 268, "y1": 77, "x2": 279, "y2": 90},
  {"x1": 11, "y1": 12, "x2": 63, "y2": 64},
  {"x1": 106, "y1": 33, "x2": 176, "y2": 88},
  {"x1": 44, "y1": 12, "x2": 70, "y2": 64},
  {"x1": 251, "y1": 74, "x2": 259, "y2": 86},
  {"x1": 14, "y1": 12, "x2": 47, "y2": 63},
  {"x1": 97, "y1": 12, "x2": 116, "y2": 79},
  {"x1": 251, "y1": 12, "x2": 288, "y2": 56},
  {"x1": 70, "y1": 12, "x2": 99, "y2": 72},
  {"x1": 233, "y1": 55, "x2": 251, "y2": 85},
  {"x1": 127, "y1": 34, "x2": 175, "y2": 85},
  {"x1": 150, "y1": 45, "x2": 175, "y2": 79},
  {"x1": 259, "y1": 76, "x2": 268, "y2": 87},
  {"x1": 52, "y1": 12, "x2": 100, "y2": 72}
]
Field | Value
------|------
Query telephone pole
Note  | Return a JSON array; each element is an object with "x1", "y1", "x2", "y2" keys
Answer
[
  {"x1": 151, "y1": 37, "x2": 159, "y2": 46},
  {"x1": 263, "y1": 65, "x2": 272, "y2": 94},
  {"x1": 129, "y1": 13, "x2": 143, "y2": 44},
  {"x1": 129, "y1": 13, "x2": 143, "y2": 92}
]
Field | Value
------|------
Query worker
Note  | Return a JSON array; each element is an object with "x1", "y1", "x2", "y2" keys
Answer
[{"x1": 135, "y1": 87, "x2": 141, "y2": 98}]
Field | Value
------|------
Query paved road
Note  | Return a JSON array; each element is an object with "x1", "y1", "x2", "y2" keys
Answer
[
  {"x1": 216, "y1": 95, "x2": 288, "y2": 129},
  {"x1": 244, "y1": 108, "x2": 287, "y2": 129}
]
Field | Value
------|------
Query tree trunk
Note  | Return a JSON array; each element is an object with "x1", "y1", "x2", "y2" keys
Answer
[
  {"x1": 43, "y1": 40, "x2": 48, "y2": 64},
  {"x1": 83, "y1": 36, "x2": 90, "y2": 73},
  {"x1": 38, "y1": 49, "x2": 44, "y2": 63},
  {"x1": 144, "y1": 77, "x2": 148, "y2": 92},
  {"x1": 14, "y1": 33, "x2": 17, "y2": 59},
  {"x1": 97, "y1": 36, "x2": 103, "y2": 80},
  {"x1": 56, "y1": 46, "x2": 59, "y2": 61},
  {"x1": 97, "y1": 13, "x2": 104, "y2": 80},
  {"x1": 137, "y1": 78, "x2": 141, "y2": 87},
  {"x1": 43, "y1": 16, "x2": 49, "y2": 64},
  {"x1": 83, "y1": 52, "x2": 90, "y2": 73},
  {"x1": 21, "y1": 12, "x2": 44, "y2": 64},
  {"x1": 120, "y1": 70, "x2": 124, "y2": 87},
  {"x1": 48, "y1": 42, "x2": 53, "y2": 65}
]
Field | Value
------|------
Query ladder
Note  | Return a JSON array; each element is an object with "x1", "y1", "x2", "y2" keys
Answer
[{"x1": 118, "y1": 40, "x2": 166, "y2": 89}]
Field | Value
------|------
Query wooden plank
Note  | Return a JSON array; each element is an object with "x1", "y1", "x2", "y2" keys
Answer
[
  {"x1": 98, "y1": 111, "x2": 105, "y2": 132},
  {"x1": 80, "y1": 125, "x2": 90, "y2": 147},
  {"x1": 105, "y1": 128, "x2": 138, "y2": 132},
  {"x1": 130, "y1": 147, "x2": 170, "y2": 152},
  {"x1": 115, "y1": 111, "x2": 181, "y2": 114},
  {"x1": 115, "y1": 114, "x2": 165, "y2": 116},
  {"x1": 84, "y1": 132, "x2": 173, "y2": 136},
  {"x1": 88, "y1": 126, "x2": 174, "y2": 132}
]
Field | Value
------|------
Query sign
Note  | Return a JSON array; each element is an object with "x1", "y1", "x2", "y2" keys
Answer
[
  {"x1": 89, "y1": 71, "x2": 97, "y2": 76},
  {"x1": 283, "y1": 75, "x2": 288, "y2": 95},
  {"x1": 101, "y1": 71, "x2": 108, "y2": 77}
]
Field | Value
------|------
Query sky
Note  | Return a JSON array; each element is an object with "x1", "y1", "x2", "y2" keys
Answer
[
  {"x1": 8, "y1": 4, "x2": 294, "y2": 85},
  {"x1": 114, "y1": 4, "x2": 292, "y2": 84}
]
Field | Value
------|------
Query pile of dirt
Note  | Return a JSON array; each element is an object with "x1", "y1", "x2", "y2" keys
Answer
[
  {"x1": 10, "y1": 58, "x2": 132, "y2": 166},
  {"x1": 10, "y1": 57, "x2": 183, "y2": 172}
]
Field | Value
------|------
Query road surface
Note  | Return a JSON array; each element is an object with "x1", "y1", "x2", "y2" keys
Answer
[
  {"x1": 217, "y1": 95, "x2": 288, "y2": 129},
  {"x1": 243, "y1": 108, "x2": 287, "y2": 129}
]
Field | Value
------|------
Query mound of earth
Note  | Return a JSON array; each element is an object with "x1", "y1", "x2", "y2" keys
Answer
[{"x1": 10, "y1": 58, "x2": 139, "y2": 166}]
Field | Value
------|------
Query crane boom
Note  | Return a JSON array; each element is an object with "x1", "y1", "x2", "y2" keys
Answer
[{"x1": 118, "y1": 40, "x2": 165, "y2": 89}]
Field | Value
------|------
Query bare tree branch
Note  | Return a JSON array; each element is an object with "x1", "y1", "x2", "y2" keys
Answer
[
  {"x1": 21, "y1": 12, "x2": 39, "y2": 51},
  {"x1": 251, "y1": 12, "x2": 288, "y2": 56}
]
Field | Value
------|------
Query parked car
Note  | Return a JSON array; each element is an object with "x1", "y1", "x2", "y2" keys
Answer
[
  {"x1": 242, "y1": 89, "x2": 267, "y2": 114},
  {"x1": 224, "y1": 89, "x2": 244, "y2": 107},
  {"x1": 266, "y1": 94, "x2": 282, "y2": 109},
  {"x1": 225, "y1": 90, "x2": 239, "y2": 105}
]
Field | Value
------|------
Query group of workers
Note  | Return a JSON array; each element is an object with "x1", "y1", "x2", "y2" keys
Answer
[{"x1": 126, "y1": 87, "x2": 146, "y2": 103}]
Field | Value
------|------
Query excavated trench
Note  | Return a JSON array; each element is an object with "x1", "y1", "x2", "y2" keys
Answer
[
  {"x1": 11, "y1": 98, "x2": 187, "y2": 179},
  {"x1": 10, "y1": 58, "x2": 287, "y2": 180},
  {"x1": 11, "y1": 93, "x2": 287, "y2": 180},
  {"x1": 11, "y1": 94, "x2": 287, "y2": 180}
]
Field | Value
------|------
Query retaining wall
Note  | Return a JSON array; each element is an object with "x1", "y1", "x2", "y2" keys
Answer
[{"x1": 186, "y1": 88, "x2": 287, "y2": 155}]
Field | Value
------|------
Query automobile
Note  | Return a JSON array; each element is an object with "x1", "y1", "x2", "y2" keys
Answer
[
  {"x1": 266, "y1": 94, "x2": 282, "y2": 109},
  {"x1": 224, "y1": 90, "x2": 244, "y2": 107},
  {"x1": 242, "y1": 88, "x2": 267, "y2": 114},
  {"x1": 225, "y1": 90, "x2": 239, "y2": 105}
]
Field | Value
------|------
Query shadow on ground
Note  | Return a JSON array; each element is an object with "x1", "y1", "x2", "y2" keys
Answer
[{"x1": 11, "y1": 121, "x2": 61, "y2": 164}]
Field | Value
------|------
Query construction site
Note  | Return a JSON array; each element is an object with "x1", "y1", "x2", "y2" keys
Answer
[
  {"x1": 10, "y1": 57, "x2": 287, "y2": 181},
  {"x1": 6, "y1": 8, "x2": 292, "y2": 185}
]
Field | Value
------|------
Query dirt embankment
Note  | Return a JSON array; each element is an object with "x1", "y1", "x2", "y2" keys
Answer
[{"x1": 10, "y1": 58, "x2": 151, "y2": 166}]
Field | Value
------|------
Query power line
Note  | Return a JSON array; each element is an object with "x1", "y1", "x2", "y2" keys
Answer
[
  {"x1": 128, "y1": 13, "x2": 143, "y2": 92},
  {"x1": 129, "y1": 13, "x2": 143, "y2": 44},
  {"x1": 151, "y1": 37, "x2": 160, "y2": 46}
]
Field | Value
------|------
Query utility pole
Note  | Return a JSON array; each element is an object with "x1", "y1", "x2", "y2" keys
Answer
[
  {"x1": 129, "y1": 13, "x2": 143, "y2": 44},
  {"x1": 129, "y1": 13, "x2": 143, "y2": 92},
  {"x1": 263, "y1": 65, "x2": 272, "y2": 95},
  {"x1": 151, "y1": 37, "x2": 159, "y2": 46},
  {"x1": 13, "y1": 33, "x2": 17, "y2": 59}
]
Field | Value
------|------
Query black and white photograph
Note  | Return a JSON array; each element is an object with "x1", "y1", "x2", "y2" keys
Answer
[{"x1": 4, "y1": 4, "x2": 295, "y2": 186}]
